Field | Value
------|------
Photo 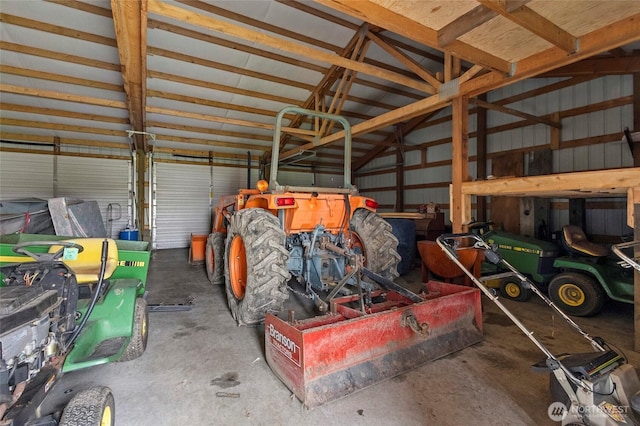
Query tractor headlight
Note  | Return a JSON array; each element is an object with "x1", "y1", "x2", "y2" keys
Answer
[{"x1": 256, "y1": 180, "x2": 269, "y2": 193}]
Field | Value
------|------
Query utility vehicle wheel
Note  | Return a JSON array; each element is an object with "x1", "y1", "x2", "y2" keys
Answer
[
  {"x1": 499, "y1": 277, "x2": 532, "y2": 302},
  {"x1": 548, "y1": 272, "x2": 607, "y2": 317},
  {"x1": 205, "y1": 232, "x2": 225, "y2": 285},
  {"x1": 59, "y1": 386, "x2": 115, "y2": 426},
  {"x1": 350, "y1": 209, "x2": 401, "y2": 280},
  {"x1": 119, "y1": 298, "x2": 148, "y2": 361},
  {"x1": 224, "y1": 209, "x2": 290, "y2": 326}
]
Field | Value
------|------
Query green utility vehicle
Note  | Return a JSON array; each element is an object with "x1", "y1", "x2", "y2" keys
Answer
[
  {"x1": 475, "y1": 224, "x2": 634, "y2": 316},
  {"x1": 0, "y1": 234, "x2": 151, "y2": 425}
]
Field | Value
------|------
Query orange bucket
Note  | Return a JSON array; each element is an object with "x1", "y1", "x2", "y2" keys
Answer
[{"x1": 189, "y1": 234, "x2": 208, "y2": 265}]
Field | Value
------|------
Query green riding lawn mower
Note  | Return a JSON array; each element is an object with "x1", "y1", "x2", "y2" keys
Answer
[
  {"x1": 0, "y1": 234, "x2": 151, "y2": 426},
  {"x1": 472, "y1": 223, "x2": 635, "y2": 316}
]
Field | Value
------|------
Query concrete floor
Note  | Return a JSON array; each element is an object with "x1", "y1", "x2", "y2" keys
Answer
[{"x1": 61, "y1": 248, "x2": 638, "y2": 426}]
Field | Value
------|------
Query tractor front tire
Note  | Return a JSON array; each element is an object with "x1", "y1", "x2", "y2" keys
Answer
[
  {"x1": 205, "y1": 232, "x2": 225, "y2": 285},
  {"x1": 224, "y1": 209, "x2": 290, "y2": 326},
  {"x1": 499, "y1": 277, "x2": 532, "y2": 302},
  {"x1": 59, "y1": 386, "x2": 115, "y2": 426},
  {"x1": 119, "y1": 298, "x2": 148, "y2": 362},
  {"x1": 548, "y1": 272, "x2": 607, "y2": 317},
  {"x1": 350, "y1": 209, "x2": 401, "y2": 281}
]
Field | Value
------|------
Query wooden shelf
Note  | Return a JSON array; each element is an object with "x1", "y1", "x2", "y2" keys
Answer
[{"x1": 459, "y1": 167, "x2": 640, "y2": 227}]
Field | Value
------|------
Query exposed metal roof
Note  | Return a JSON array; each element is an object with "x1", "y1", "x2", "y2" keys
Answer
[{"x1": 1, "y1": 0, "x2": 639, "y2": 170}]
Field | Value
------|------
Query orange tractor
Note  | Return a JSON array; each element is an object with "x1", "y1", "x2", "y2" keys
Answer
[
  {"x1": 205, "y1": 107, "x2": 400, "y2": 325},
  {"x1": 205, "y1": 107, "x2": 484, "y2": 408}
]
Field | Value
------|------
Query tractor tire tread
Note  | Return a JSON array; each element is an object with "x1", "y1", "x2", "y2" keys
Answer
[
  {"x1": 206, "y1": 232, "x2": 225, "y2": 285},
  {"x1": 225, "y1": 209, "x2": 290, "y2": 326},
  {"x1": 548, "y1": 272, "x2": 607, "y2": 317},
  {"x1": 119, "y1": 298, "x2": 148, "y2": 362},
  {"x1": 351, "y1": 209, "x2": 400, "y2": 280},
  {"x1": 499, "y1": 277, "x2": 533, "y2": 302},
  {"x1": 59, "y1": 386, "x2": 115, "y2": 426}
]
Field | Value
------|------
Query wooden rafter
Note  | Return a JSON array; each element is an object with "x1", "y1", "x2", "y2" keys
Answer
[
  {"x1": 462, "y1": 11, "x2": 640, "y2": 97},
  {"x1": 0, "y1": 41, "x2": 120, "y2": 71},
  {"x1": 0, "y1": 65, "x2": 122, "y2": 92},
  {"x1": 314, "y1": 0, "x2": 512, "y2": 74},
  {"x1": 367, "y1": 30, "x2": 441, "y2": 90},
  {"x1": 477, "y1": 0, "x2": 577, "y2": 53},
  {"x1": 111, "y1": 0, "x2": 146, "y2": 150},
  {"x1": 147, "y1": 0, "x2": 434, "y2": 94},
  {"x1": 0, "y1": 84, "x2": 126, "y2": 108},
  {"x1": 2, "y1": 103, "x2": 128, "y2": 124},
  {"x1": 541, "y1": 55, "x2": 640, "y2": 77},
  {"x1": 437, "y1": 5, "x2": 497, "y2": 48}
]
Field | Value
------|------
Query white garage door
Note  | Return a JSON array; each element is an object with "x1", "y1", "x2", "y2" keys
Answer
[{"x1": 153, "y1": 162, "x2": 258, "y2": 249}]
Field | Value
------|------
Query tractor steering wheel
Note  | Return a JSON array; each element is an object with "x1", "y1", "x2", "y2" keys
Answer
[{"x1": 12, "y1": 241, "x2": 85, "y2": 262}]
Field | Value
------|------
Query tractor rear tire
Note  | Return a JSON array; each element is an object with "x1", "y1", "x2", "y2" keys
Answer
[
  {"x1": 350, "y1": 209, "x2": 401, "y2": 281},
  {"x1": 224, "y1": 208, "x2": 290, "y2": 326},
  {"x1": 499, "y1": 277, "x2": 532, "y2": 302},
  {"x1": 119, "y1": 298, "x2": 148, "y2": 362},
  {"x1": 206, "y1": 232, "x2": 225, "y2": 285},
  {"x1": 548, "y1": 272, "x2": 607, "y2": 317},
  {"x1": 59, "y1": 386, "x2": 115, "y2": 426}
]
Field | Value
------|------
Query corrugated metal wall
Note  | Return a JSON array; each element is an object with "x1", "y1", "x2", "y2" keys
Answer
[
  {"x1": 0, "y1": 152, "x2": 131, "y2": 239},
  {"x1": 153, "y1": 161, "x2": 265, "y2": 249},
  {"x1": 355, "y1": 75, "x2": 633, "y2": 237},
  {"x1": 0, "y1": 152, "x2": 53, "y2": 199},
  {"x1": 56, "y1": 157, "x2": 131, "y2": 239}
]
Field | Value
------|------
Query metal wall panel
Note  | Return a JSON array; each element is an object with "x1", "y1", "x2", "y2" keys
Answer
[
  {"x1": 0, "y1": 152, "x2": 53, "y2": 199},
  {"x1": 0, "y1": 152, "x2": 129, "y2": 239},
  {"x1": 154, "y1": 162, "x2": 255, "y2": 249},
  {"x1": 315, "y1": 172, "x2": 345, "y2": 188},
  {"x1": 153, "y1": 163, "x2": 262, "y2": 249},
  {"x1": 56, "y1": 157, "x2": 130, "y2": 239}
]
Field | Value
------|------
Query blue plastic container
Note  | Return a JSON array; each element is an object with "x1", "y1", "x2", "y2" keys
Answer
[{"x1": 119, "y1": 228, "x2": 139, "y2": 241}]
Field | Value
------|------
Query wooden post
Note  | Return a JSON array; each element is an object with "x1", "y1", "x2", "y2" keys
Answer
[
  {"x1": 550, "y1": 112, "x2": 561, "y2": 151},
  {"x1": 476, "y1": 95, "x2": 487, "y2": 222},
  {"x1": 137, "y1": 149, "x2": 146, "y2": 235},
  {"x1": 451, "y1": 96, "x2": 469, "y2": 232},
  {"x1": 635, "y1": 200, "x2": 640, "y2": 352},
  {"x1": 633, "y1": 72, "x2": 640, "y2": 167},
  {"x1": 396, "y1": 146, "x2": 404, "y2": 210}
]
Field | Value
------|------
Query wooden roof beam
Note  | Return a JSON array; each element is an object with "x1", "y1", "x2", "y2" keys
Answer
[
  {"x1": 148, "y1": 0, "x2": 435, "y2": 94},
  {"x1": 0, "y1": 84, "x2": 127, "y2": 108},
  {"x1": 437, "y1": 5, "x2": 497, "y2": 48},
  {"x1": 540, "y1": 54, "x2": 640, "y2": 77},
  {"x1": 367, "y1": 31, "x2": 441, "y2": 89},
  {"x1": 314, "y1": 0, "x2": 512, "y2": 74},
  {"x1": 461, "y1": 11, "x2": 640, "y2": 98},
  {"x1": 111, "y1": 0, "x2": 147, "y2": 151},
  {"x1": 477, "y1": 0, "x2": 577, "y2": 53},
  {"x1": 146, "y1": 106, "x2": 317, "y2": 137}
]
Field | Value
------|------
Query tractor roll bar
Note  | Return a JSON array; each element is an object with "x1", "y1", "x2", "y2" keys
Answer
[{"x1": 270, "y1": 106, "x2": 352, "y2": 192}]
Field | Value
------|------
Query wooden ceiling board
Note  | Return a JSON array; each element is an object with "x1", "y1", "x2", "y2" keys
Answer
[
  {"x1": 527, "y1": 0, "x2": 640, "y2": 37},
  {"x1": 459, "y1": 15, "x2": 553, "y2": 62},
  {"x1": 370, "y1": 0, "x2": 479, "y2": 30}
]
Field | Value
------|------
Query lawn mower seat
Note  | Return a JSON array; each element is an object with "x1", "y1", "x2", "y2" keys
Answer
[
  {"x1": 49, "y1": 238, "x2": 118, "y2": 283},
  {"x1": 561, "y1": 225, "x2": 609, "y2": 258}
]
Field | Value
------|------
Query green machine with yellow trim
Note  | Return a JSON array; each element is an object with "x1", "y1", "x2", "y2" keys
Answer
[
  {"x1": 0, "y1": 234, "x2": 151, "y2": 426},
  {"x1": 477, "y1": 224, "x2": 634, "y2": 317}
]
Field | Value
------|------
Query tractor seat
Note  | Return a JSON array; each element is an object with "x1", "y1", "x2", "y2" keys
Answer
[
  {"x1": 49, "y1": 238, "x2": 118, "y2": 283},
  {"x1": 561, "y1": 225, "x2": 609, "y2": 258}
]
